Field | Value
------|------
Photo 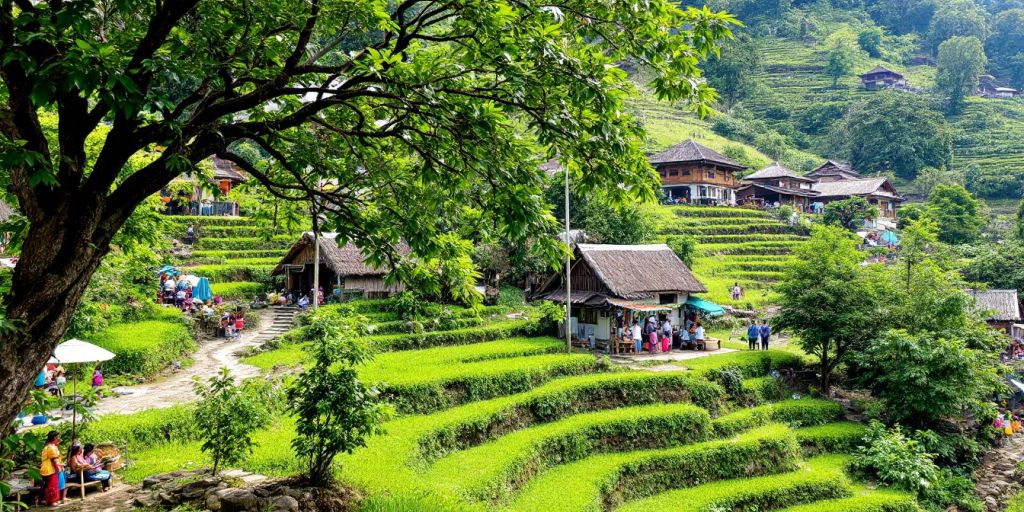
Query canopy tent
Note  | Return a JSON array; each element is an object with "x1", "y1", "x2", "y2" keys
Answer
[
  {"x1": 880, "y1": 230, "x2": 899, "y2": 245},
  {"x1": 193, "y1": 277, "x2": 213, "y2": 302},
  {"x1": 685, "y1": 295, "x2": 725, "y2": 317},
  {"x1": 47, "y1": 339, "x2": 115, "y2": 440},
  {"x1": 178, "y1": 274, "x2": 201, "y2": 287}
]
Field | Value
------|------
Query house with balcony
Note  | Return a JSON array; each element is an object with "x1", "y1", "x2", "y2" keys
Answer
[{"x1": 649, "y1": 139, "x2": 747, "y2": 205}]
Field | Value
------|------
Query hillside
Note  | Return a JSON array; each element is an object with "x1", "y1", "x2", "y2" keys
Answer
[{"x1": 650, "y1": 205, "x2": 809, "y2": 309}]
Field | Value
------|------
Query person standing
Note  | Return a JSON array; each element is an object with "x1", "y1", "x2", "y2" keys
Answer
[
  {"x1": 759, "y1": 319, "x2": 772, "y2": 350},
  {"x1": 39, "y1": 431, "x2": 63, "y2": 506},
  {"x1": 731, "y1": 283, "x2": 742, "y2": 301},
  {"x1": 746, "y1": 320, "x2": 759, "y2": 350},
  {"x1": 694, "y1": 321, "x2": 706, "y2": 350},
  {"x1": 630, "y1": 320, "x2": 642, "y2": 353}
]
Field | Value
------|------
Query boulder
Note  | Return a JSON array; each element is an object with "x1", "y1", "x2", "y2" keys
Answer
[
  {"x1": 216, "y1": 488, "x2": 260, "y2": 512},
  {"x1": 270, "y1": 495, "x2": 300, "y2": 512}
]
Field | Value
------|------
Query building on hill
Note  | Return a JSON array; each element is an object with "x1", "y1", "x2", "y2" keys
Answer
[
  {"x1": 648, "y1": 139, "x2": 747, "y2": 206},
  {"x1": 859, "y1": 65, "x2": 907, "y2": 90},
  {"x1": 967, "y1": 289, "x2": 1022, "y2": 333},
  {"x1": 534, "y1": 244, "x2": 718, "y2": 348},
  {"x1": 161, "y1": 156, "x2": 249, "y2": 216},
  {"x1": 737, "y1": 162, "x2": 818, "y2": 209},
  {"x1": 812, "y1": 176, "x2": 903, "y2": 219},
  {"x1": 272, "y1": 232, "x2": 409, "y2": 300},
  {"x1": 806, "y1": 160, "x2": 862, "y2": 182},
  {"x1": 978, "y1": 76, "x2": 1019, "y2": 99}
]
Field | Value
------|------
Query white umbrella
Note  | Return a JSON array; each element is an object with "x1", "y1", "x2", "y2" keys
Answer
[{"x1": 47, "y1": 339, "x2": 115, "y2": 440}]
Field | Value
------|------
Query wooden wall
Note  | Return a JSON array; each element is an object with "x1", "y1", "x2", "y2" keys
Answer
[{"x1": 656, "y1": 162, "x2": 739, "y2": 188}]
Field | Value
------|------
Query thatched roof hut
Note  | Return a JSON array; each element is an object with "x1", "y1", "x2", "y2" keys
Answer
[
  {"x1": 273, "y1": 233, "x2": 410, "y2": 298},
  {"x1": 537, "y1": 244, "x2": 706, "y2": 304}
]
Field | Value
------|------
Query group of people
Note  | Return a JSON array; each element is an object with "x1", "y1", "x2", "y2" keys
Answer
[
  {"x1": 218, "y1": 310, "x2": 246, "y2": 338},
  {"x1": 994, "y1": 411, "x2": 1023, "y2": 445},
  {"x1": 33, "y1": 365, "x2": 103, "y2": 398},
  {"x1": 36, "y1": 431, "x2": 113, "y2": 506},
  {"x1": 1002, "y1": 338, "x2": 1024, "y2": 362},
  {"x1": 278, "y1": 287, "x2": 325, "y2": 310},
  {"x1": 159, "y1": 274, "x2": 199, "y2": 310},
  {"x1": 626, "y1": 313, "x2": 707, "y2": 353},
  {"x1": 745, "y1": 319, "x2": 773, "y2": 350}
]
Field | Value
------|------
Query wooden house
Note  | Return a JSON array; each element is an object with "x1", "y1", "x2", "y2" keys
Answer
[
  {"x1": 812, "y1": 176, "x2": 903, "y2": 219},
  {"x1": 649, "y1": 139, "x2": 747, "y2": 205},
  {"x1": 978, "y1": 77, "x2": 1019, "y2": 99},
  {"x1": 272, "y1": 232, "x2": 409, "y2": 299},
  {"x1": 535, "y1": 244, "x2": 711, "y2": 345},
  {"x1": 968, "y1": 289, "x2": 1022, "y2": 333},
  {"x1": 859, "y1": 65, "x2": 907, "y2": 90},
  {"x1": 737, "y1": 162, "x2": 817, "y2": 209},
  {"x1": 806, "y1": 160, "x2": 863, "y2": 182},
  {"x1": 161, "y1": 156, "x2": 249, "y2": 216}
]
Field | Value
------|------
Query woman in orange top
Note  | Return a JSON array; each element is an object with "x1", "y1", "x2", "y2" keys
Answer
[{"x1": 39, "y1": 430, "x2": 63, "y2": 505}]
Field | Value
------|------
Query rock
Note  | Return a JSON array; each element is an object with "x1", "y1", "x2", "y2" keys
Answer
[
  {"x1": 132, "y1": 495, "x2": 159, "y2": 508},
  {"x1": 142, "y1": 475, "x2": 165, "y2": 489},
  {"x1": 270, "y1": 495, "x2": 299, "y2": 512},
  {"x1": 178, "y1": 477, "x2": 220, "y2": 499},
  {"x1": 222, "y1": 469, "x2": 249, "y2": 478},
  {"x1": 217, "y1": 488, "x2": 260, "y2": 512},
  {"x1": 158, "y1": 491, "x2": 178, "y2": 506},
  {"x1": 241, "y1": 474, "x2": 268, "y2": 485},
  {"x1": 207, "y1": 493, "x2": 223, "y2": 511},
  {"x1": 254, "y1": 486, "x2": 271, "y2": 498},
  {"x1": 986, "y1": 496, "x2": 998, "y2": 509}
]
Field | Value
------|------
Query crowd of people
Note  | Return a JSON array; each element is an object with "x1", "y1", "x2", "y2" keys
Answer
[
  {"x1": 622, "y1": 313, "x2": 709, "y2": 353},
  {"x1": 1001, "y1": 338, "x2": 1024, "y2": 362},
  {"x1": 745, "y1": 319, "x2": 773, "y2": 350},
  {"x1": 275, "y1": 287, "x2": 325, "y2": 310},
  {"x1": 31, "y1": 430, "x2": 114, "y2": 506}
]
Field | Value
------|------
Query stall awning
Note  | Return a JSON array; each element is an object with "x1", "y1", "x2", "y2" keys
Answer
[{"x1": 686, "y1": 295, "x2": 725, "y2": 317}]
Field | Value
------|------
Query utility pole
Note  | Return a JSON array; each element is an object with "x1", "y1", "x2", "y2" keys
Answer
[
  {"x1": 311, "y1": 199, "x2": 320, "y2": 311},
  {"x1": 564, "y1": 166, "x2": 571, "y2": 353}
]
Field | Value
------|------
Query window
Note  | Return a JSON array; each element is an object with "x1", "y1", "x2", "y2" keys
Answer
[
  {"x1": 660, "y1": 294, "x2": 677, "y2": 304},
  {"x1": 669, "y1": 170, "x2": 678, "y2": 177},
  {"x1": 659, "y1": 170, "x2": 666, "y2": 178},
  {"x1": 682, "y1": 170, "x2": 691, "y2": 176},
  {"x1": 706, "y1": 171, "x2": 716, "y2": 179}
]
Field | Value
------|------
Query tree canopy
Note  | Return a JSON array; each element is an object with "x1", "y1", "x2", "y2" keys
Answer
[
  {"x1": 936, "y1": 36, "x2": 987, "y2": 111},
  {"x1": 926, "y1": 184, "x2": 987, "y2": 244},
  {"x1": 0, "y1": 0, "x2": 738, "y2": 429}
]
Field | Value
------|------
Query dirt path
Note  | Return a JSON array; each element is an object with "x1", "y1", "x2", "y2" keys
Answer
[
  {"x1": 91, "y1": 307, "x2": 296, "y2": 417},
  {"x1": 974, "y1": 434, "x2": 1024, "y2": 511}
]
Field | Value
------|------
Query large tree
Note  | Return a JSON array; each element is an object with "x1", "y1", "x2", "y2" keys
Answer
[
  {"x1": 703, "y1": 34, "x2": 762, "y2": 110},
  {"x1": 926, "y1": 0, "x2": 989, "y2": 52},
  {"x1": 0, "y1": 0, "x2": 737, "y2": 429},
  {"x1": 987, "y1": 9, "x2": 1024, "y2": 87},
  {"x1": 838, "y1": 91, "x2": 952, "y2": 179},
  {"x1": 936, "y1": 35, "x2": 987, "y2": 112},
  {"x1": 926, "y1": 184, "x2": 986, "y2": 244}
]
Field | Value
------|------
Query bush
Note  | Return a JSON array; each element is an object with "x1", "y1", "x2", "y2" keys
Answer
[
  {"x1": 77, "y1": 405, "x2": 200, "y2": 452},
  {"x1": 210, "y1": 281, "x2": 265, "y2": 300},
  {"x1": 794, "y1": 422, "x2": 868, "y2": 454},
  {"x1": 366, "y1": 319, "x2": 549, "y2": 351},
  {"x1": 919, "y1": 469, "x2": 984, "y2": 512},
  {"x1": 849, "y1": 421, "x2": 939, "y2": 494},
  {"x1": 193, "y1": 368, "x2": 276, "y2": 474},
  {"x1": 92, "y1": 320, "x2": 197, "y2": 376}
]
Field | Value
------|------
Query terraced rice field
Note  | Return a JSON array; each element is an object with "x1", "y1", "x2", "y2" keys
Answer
[
  {"x1": 163, "y1": 215, "x2": 300, "y2": 299},
  {"x1": 651, "y1": 205, "x2": 809, "y2": 308}
]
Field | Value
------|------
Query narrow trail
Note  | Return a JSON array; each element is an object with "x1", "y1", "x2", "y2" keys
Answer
[
  {"x1": 91, "y1": 307, "x2": 296, "y2": 417},
  {"x1": 974, "y1": 434, "x2": 1024, "y2": 511}
]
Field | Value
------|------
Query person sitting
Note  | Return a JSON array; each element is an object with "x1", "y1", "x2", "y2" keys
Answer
[
  {"x1": 69, "y1": 444, "x2": 112, "y2": 491},
  {"x1": 693, "y1": 322, "x2": 706, "y2": 350},
  {"x1": 297, "y1": 295, "x2": 310, "y2": 311}
]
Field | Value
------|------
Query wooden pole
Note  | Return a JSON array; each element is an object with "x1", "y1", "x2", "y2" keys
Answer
[{"x1": 565, "y1": 167, "x2": 571, "y2": 353}]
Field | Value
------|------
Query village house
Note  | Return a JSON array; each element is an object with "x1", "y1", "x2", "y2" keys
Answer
[
  {"x1": 272, "y1": 232, "x2": 409, "y2": 300},
  {"x1": 736, "y1": 162, "x2": 817, "y2": 210},
  {"x1": 978, "y1": 76, "x2": 1019, "y2": 99},
  {"x1": 968, "y1": 289, "x2": 1022, "y2": 334},
  {"x1": 161, "y1": 156, "x2": 249, "y2": 216},
  {"x1": 534, "y1": 244, "x2": 720, "y2": 351},
  {"x1": 859, "y1": 65, "x2": 907, "y2": 90},
  {"x1": 649, "y1": 139, "x2": 747, "y2": 205},
  {"x1": 738, "y1": 160, "x2": 904, "y2": 218}
]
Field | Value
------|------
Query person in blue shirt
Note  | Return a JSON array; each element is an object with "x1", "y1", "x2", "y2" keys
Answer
[
  {"x1": 759, "y1": 320, "x2": 771, "y2": 350},
  {"x1": 746, "y1": 320, "x2": 759, "y2": 351}
]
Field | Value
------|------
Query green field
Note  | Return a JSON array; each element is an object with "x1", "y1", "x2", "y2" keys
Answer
[
  {"x1": 81, "y1": 300, "x2": 915, "y2": 512},
  {"x1": 649, "y1": 205, "x2": 808, "y2": 308}
]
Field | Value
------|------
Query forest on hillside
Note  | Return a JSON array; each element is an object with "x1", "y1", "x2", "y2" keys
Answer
[{"x1": 678, "y1": 0, "x2": 1024, "y2": 200}]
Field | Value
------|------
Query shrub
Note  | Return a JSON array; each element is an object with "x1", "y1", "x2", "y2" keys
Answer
[
  {"x1": 77, "y1": 405, "x2": 200, "y2": 452},
  {"x1": 366, "y1": 319, "x2": 548, "y2": 351},
  {"x1": 496, "y1": 286, "x2": 526, "y2": 308},
  {"x1": 193, "y1": 368, "x2": 276, "y2": 474},
  {"x1": 849, "y1": 421, "x2": 939, "y2": 494},
  {"x1": 210, "y1": 281, "x2": 265, "y2": 300},
  {"x1": 794, "y1": 422, "x2": 868, "y2": 454},
  {"x1": 92, "y1": 320, "x2": 196, "y2": 376},
  {"x1": 919, "y1": 469, "x2": 984, "y2": 512}
]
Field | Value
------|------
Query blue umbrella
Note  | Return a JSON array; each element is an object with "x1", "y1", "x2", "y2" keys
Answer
[
  {"x1": 880, "y1": 230, "x2": 899, "y2": 245},
  {"x1": 193, "y1": 277, "x2": 213, "y2": 302},
  {"x1": 155, "y1": 264, "x2": 179, "y2": 276}
]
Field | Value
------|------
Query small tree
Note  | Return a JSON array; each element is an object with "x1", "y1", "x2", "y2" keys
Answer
[
  {"x1": 193, "y1": 368, "x2": 274, "y2": 475},
  {"x1": 288, "y1": 314, "x2": 390, "y2": 486},
  {"x1": 776, "y1": 226, "x2": 885, "y2": 392},
  {"x1": 925, "y1": 184, "x2": 986, "y2": 244},
  {"x1": 823, "y1": 197, "x2": 879, "y2": 230},
  {"x1": 858, "y1": 28, "x2": 883, "y2": 57},
  {"x1": 825, "y1": 39, "x2": 858, "y2": 87},
  {"x1": 666, "y1": 235, "x2": 698, "y2": 268}
]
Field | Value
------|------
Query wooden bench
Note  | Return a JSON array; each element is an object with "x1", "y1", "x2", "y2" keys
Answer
[
  {"x1": 66, "y1": 470, "x2": 103, "y2": 499},
  {"x1": 613, "y1": 337, "x2": 636, "y2": 354}
]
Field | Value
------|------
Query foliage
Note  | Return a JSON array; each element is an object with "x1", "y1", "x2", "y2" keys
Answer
[
  {"x1": 936, "y1": 36, "x2": 987, "y2": 112},
  {"x1": 776, "y1": 226, "x2": 885, "y2": 391},
  {"x1": 78, "y1": 405, "x2": 200, "y2": 453},
  {"x1": 287, "y1": 313, "x2": 390, "y2": 485},
  {"x1": 823, "y1": 197, "x2": 879, "y2": 230},
  {"x1": 853, "y1": 330, "x2": 1001, "y2": 425},
  {"x1": 919, "y1": 468, "x2": 985, "y2": 512},
  {"x1": 0, "y1": 431, "x2": 43, "y2": 512},
  {"x1": 192, "y1": 368, "x2": 276, "y2": 475},
  {"x1": 1016, "y1": 198, "x2": 1024, "y2": 241},
  {"x1": 825, "y1": 36, "x2": 859, "y2": 87},
  {"x1": 704, "y1": 35, "x2": 764, "y2": 109},
  {"x1": 545, "y1": 180, "x2": 657, "y2": 245},
  {"x1": 858, "y1": 27, "x2": 884, "y2": 57},
  {"x1": 925, "y1": 184, "x2": 986, "y2": 244},
  {"x1": 849, "y1": 421, "x2": 939, "y2": 494},
  {"x1": 926, "y1": 0, "x2": 989, "y2": 51},
  {"x1": 402, "y1": 234, "x2": 483, "y2": 305},
  {"x1": 836, "y1": 91, "x2": 952, "y2": 179},
  {"x1": 987, "y1": 9, "x2": 1024, "y2": 88},
  {"x1": 960, "y1": 243, "x2": 1024, "y2": 293},
  {"x1": 91, "y1": 320, "x2": 196, "y2": 377},
  {"x1": 665, "y1": 235, "x2": 699, "y2": 267}
]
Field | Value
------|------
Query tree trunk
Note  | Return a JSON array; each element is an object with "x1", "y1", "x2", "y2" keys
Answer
[
  {"x1": 0, "y1": 200, "x2": 116, "y2": 433},
  {"x1": 820, "y1": 347, "x2": 831, "y2": 395}
]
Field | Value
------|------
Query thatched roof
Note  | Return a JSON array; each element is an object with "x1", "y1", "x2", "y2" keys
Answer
[
  {"x1": 968, "y1": 289, "x2": 1022, "y2": 322},
  {"x1": 812, "y1": 177, "x2": 902, "y2": 200},
  {"x1": 209, "y1": 156, "x2": 248, "y2": 182},
  {"x1": 744, "y1": 162, "x2": 813, "y2": 182},
  {"x1": 272, "y1": 232, "x2": 409, "y2": 277},
  {"x1": 648, "y1": 139, "x2": 746, "y2": 170},
  {"x1": 807, "y1": 160, "x2": 862, "y2": 179},
  {"x1": 576, "y1": 244, "x2": 706, "y2": 298}
]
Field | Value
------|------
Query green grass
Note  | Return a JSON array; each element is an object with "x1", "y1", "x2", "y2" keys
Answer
[
  {"x1": 92, "y1": 320, "x2": 196, "y2": 376},
  {"x1": 210, "y1": 281, "x2": 266, "y2": 299},
  {"x1": 794, "y1": 422, "x2": 868, "y2": 454},
  {"x1": 776, "y1": 488, "x2": 919, "y2": 511},
  {"x1": 617, "y1": 454, "x2": 852, "y2": 512}
]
